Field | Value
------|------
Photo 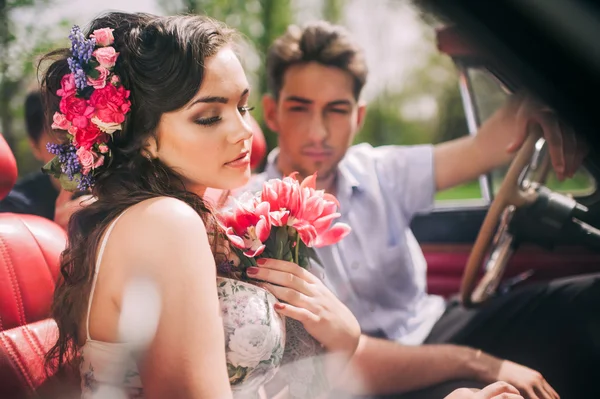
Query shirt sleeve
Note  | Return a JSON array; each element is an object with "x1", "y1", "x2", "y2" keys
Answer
[
  {"x1": 372, "y1": 144, "x2": 436, "y2": 220},
  {"x1": 0, "y1": 190, "x2": 33, "y2": 215}
]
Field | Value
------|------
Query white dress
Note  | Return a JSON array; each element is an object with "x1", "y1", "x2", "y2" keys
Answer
[{"x1": 79, "y1": 211, "x2": 326, "y2": 399}]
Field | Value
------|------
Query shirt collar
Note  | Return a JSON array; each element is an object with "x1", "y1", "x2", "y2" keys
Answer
[{"x1": 264, "y1": 147, "x2": 362, "y2": 196}]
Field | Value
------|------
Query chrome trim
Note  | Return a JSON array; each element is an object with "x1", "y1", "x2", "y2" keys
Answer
[{"x1": 456, "y1": 62, "x2": 493, "y2": 203}]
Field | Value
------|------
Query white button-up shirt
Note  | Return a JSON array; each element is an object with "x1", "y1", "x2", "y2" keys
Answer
[{"x1": 240, "y1": 143, "x2": 446, "y2": 345}]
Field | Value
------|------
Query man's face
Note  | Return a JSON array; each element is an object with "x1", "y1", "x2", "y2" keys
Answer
[
  {"x1": 263, "y1": 62, "x2": 365, "y2": 183},
  {"x1": 30, "y1": 130, "x2": 60, "y2": 165}
]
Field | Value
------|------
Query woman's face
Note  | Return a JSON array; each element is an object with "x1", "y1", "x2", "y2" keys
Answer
[{"x1": 148, "y1": 47, "x2": 254, "y2": 194}]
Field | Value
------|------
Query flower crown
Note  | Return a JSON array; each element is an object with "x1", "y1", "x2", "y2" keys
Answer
[{"x1": 43, "y1": 26, "x2": 131, "y2": 191}]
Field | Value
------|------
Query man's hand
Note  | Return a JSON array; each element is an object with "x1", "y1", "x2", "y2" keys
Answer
[
  {"x1": 495, "y1": 360, "x2": 559, "y2": 399},
  {"x1": 498, "y1": 92, "x2": 588, "y2": 181},
  {"x1": 436, "y1": 92, "x2": 588, "y2": 190},
  {"x1": 54, "y1": 189, "x2": 95, "y2": 230}
]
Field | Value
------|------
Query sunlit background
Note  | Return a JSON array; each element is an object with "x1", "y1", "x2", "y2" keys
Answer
[{"x1": 4, "y1": 2, "x2": 465, "y2": 158}]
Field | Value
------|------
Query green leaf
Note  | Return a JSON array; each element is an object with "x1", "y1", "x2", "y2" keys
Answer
[
  {"x1": 58, "y1": 174, "x2": 80, "y2": 192},
  {"x1": 274, "y1": 226, "x2": 289, "y2": 260},
  {"x1": 41, "y1": 156, "x2": 62, "y2": 178},
  {"x1": 88, "y1": 59, "x2": 99, "y2": 70},
  {"x1": 305, "y1": 247, "x2": 324, "y2": 268},
  {"x1": 87, "y1": 67, "x2": 99, "y2": 79}
]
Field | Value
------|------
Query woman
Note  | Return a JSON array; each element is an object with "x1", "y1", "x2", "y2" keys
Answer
[{"x1": 42, "y1": 11, "x2": 522, "y2": 399}]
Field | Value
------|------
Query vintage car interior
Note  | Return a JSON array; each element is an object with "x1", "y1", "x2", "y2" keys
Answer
[
  {"x1": 1, "y1": 0, "x2": 600, "y2": 397},
  {"x1": 416, "y1": 23, "x2": 600, "y2": 305}
]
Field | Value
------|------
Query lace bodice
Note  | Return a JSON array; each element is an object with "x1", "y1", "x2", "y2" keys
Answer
[
  {"x1": 81, "y1": 277, "x2": 287, "y2": 399},
  {"x1": 79, "y1": 210, "x2": 325, "y2": 399}
]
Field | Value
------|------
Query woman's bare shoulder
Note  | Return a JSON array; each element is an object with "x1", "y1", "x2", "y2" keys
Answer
[{"x1": 105, "y1": 196, "x2": 214, "y2": 276}]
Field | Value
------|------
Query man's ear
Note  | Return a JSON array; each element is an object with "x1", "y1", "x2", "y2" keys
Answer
[
  {"x1": 262, "y1": 94, "x2": 280, "y2": 134},
  {"x1": 28, "y1": 138, "x2": 43, "y2": 162},
  {"x1": 356, "y1": 102, "x2": 367, "y2": 130}
]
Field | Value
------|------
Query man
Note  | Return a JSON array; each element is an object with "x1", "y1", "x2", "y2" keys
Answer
[
  {"x1": 0, "y1": 91, "x2": 91, "y2": 229},
  {"x1": 240, "y1": 21, "x2": 599, "y2": 399}
]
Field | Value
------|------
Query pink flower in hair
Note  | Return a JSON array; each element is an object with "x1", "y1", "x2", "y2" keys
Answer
[
  {"x1": 51, "y1": 112, "x2": 71, "y2": 130},
  {"x1": 98, "y1": 144, "x2": 109, "y2": 154},
  {"x1": 90, "y1": 84, "x2": 131, "y2": 124},
  {"x1": 56, "y1": 74, "x2": 76, "y2": 98},
  {"x1": 76, "y1": 147, "x2": 104, "y2": 175},
  {"x1": 74, "y1": 124, "x2": 104, "y2": 151},
  {"x1": 60, "y1": 96, "x2": 94, "y2": 123},
  {"x1": 87, "y1": 66, "x2": 110, "y2": 89},
  {"x1": 93, "y1": 46, "x2": 118, "y2": 69},
  {"x1": 90, "y1": 28, "x2": 114, "y2": 47}
]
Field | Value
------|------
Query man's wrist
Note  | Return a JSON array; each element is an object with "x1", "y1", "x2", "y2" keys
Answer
[{"x1": 462, "y1": 346, "x2": 500, "y2": 383}]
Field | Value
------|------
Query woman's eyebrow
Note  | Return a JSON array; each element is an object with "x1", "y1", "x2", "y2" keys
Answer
[{"x1": 187, "y1": 95, "x2": 229, "y2": 109}]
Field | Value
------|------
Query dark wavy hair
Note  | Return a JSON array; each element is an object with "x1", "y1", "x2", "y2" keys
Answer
[{"x1": 41, "y1": 12, "x2": 237, "y2": 373}]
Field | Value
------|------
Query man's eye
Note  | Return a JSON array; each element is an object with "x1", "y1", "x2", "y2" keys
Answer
[
  {"x1": 289, "y1": 107, "x2": 307, "y2": 112},
  {"x1": 329, "y1": 108, "x2": 349, "y2": 114},
  {"x1": 195, "y1": 116, "x2": 221, "y2": 126}
]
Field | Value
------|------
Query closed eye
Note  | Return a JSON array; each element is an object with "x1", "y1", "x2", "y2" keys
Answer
[
  {"x1": 329, "y1": 108, "x2": 350, "y2": 114},
  {"x1": 195, "y1": 116, "x2": 221, "y2": 126},
  {"x1": 289, "y1": 106, "x2": 308, "y2": 112}
]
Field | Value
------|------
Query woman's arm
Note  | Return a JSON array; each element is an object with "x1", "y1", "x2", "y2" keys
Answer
[{"x1": 115, "y1": 197, "x2": 232, "y2": 399}]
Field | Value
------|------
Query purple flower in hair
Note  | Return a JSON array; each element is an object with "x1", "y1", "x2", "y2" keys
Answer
[
  {"x1": 47, "y1": 143, "x2": 81, "y2": 180},
  {"x1": 77, "y1": 173, "x2": 95, "y2": 191},
  {"x1": 67, "y1": 25, "x2": 97, "y2": 90}
]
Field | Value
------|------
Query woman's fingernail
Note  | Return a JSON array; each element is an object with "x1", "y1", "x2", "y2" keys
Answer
[
  {"x1": 256, "y1": 258, "x2": 267, "y2": 266},
  {"x1": 247, "y1": 267, "x2": 259, "y2": 275},
  {"x1": 274, "y1": 303, "x2": 285, "y2": 310}
]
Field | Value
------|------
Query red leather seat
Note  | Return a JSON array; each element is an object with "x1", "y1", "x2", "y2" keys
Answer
[
  {"x1": 0, "y1": 134, "x2": 17, "y2": 200},
  {"x1": 249, "y1": 116, "x2": 267, "y2": 171},
  {"x1": 0, "y1": 134, "x2": 73, "y2": 398}
]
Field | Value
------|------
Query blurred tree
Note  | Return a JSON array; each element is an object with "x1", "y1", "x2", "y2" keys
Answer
[
  {"x1": 0, "y1": 0, "x2": 57, "y2": 174},
  {"x1": 0, "y1": 0, "x2": 38, "y2": 150},
  {"x1": 322, "y1": 0, "x2": 343, "y2": 23}
]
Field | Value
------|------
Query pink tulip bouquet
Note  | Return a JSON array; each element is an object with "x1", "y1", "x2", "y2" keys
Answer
[{"x1": 218, "y1": 173, "x2": 351, "y2": 278}]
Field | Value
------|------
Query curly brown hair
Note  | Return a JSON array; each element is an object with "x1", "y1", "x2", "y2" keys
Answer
[
  {"x1": 266, "y1": 21, "x2": 368, "y2": 101},
  {"x1": 41, "y1": 12, "x2": 237, "y2": 373}
]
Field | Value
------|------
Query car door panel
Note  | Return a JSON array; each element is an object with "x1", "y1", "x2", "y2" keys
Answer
[{"x1": 412, "y1": 209, "x2": 600, "y2": 297}]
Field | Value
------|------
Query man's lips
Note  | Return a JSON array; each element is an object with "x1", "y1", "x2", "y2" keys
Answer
[{"x1": 302, "y1": 150, "x2": 333, "y2": 160}]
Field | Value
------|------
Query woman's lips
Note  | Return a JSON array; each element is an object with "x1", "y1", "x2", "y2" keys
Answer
[{"x1": 225, "y1": 152, "x2": 250, "y2": 168}]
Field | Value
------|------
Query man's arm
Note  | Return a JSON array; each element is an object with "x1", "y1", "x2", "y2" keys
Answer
[
  {"x1": 338, "y1": 335, "x2": 491, "y2": 395},
  {"x1": 433, "y1": 93, "x2": 585, "y2": 192},
  {"x1": 433, "y1": 133, "x2": 504, "y2": 192},
  {"x1": 340, "y1": 335, "x2": 558, "y2": 399},
  {"x1": 0, "y1": 191, "x2": 32, "y2": 214}
]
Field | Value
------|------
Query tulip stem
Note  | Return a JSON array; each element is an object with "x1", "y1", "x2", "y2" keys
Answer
[{"x1": 294, "y1": 234, "x2": 300, "y2": 265}]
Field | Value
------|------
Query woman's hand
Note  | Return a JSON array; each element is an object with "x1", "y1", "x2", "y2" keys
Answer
[
  {"x1": 247, "y1": 258, "x2": 361, "y2": 355},
  {"x1": 446, "y1": 381, "x2": 523, "y2": 399}
]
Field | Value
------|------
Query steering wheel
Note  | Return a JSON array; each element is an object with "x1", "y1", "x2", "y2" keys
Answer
[{"x1": 460, "y1": 126, "x2": 551, "y2": 307}]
